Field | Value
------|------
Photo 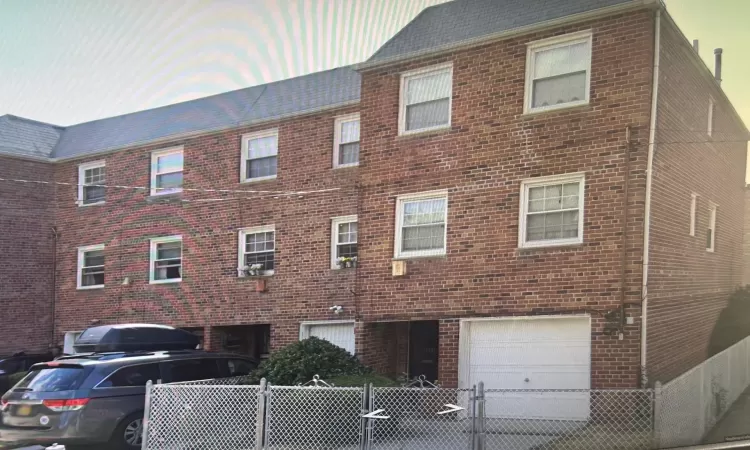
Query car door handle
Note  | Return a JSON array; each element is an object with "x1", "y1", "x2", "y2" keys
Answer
[{"x1": 524, "y1": 378, "x2": 530, "y2": 382}]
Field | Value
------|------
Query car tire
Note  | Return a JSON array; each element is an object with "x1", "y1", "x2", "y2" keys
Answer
[{"x1": 110, "y1": 411, "x2": 144, "y2": 450}]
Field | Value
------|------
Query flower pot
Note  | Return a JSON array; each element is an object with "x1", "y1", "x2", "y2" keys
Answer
[{"x1": 345, "y1": 261, "x2": 352, "y2": 268}]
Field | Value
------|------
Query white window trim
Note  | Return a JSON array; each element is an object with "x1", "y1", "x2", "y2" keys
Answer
[
  {"x1": 77, "y1": 160, "x2": 106, "y2": 206},
  {"x1": 394, "y1": 190, "x2": 449, "y2": 259},
  {"x1": 150, "y1": 147, "x2": 184, "y2": 196},
  {"x1": 149, "y1": 235, "x2": 183, "y2": 284},
  {"x1": 238, "y1": 225, "x2": 276, "y2": 276},
  {"x1": 398, "y1": 62, "x2": 453, "y2": 136},
  {"x1": 524, "y1": 30, "x2": 593, "y2": 115},
  {"x1": 77, "y1": 244, "x2": 105, "y2": 290},
  {"x1": 240, "y1": 129, "x2": 279, "y2": 183},
  {"x1": 333, "y1": 114, "x2": 360, "y2": 168},
  {"x1": 707, "y1": 203, "x2": 717, "y2": 252},
  {"x1": 689, "y1": 193, "x2": 697, "y2": 236},
  {"x1": 331, "y1": 215, "x2": 358, "y2": 269},
  {"x1": 518, "y1": 172, "x2": 586, "y2": 249},
  {"x1": 708, "y1": 98, "x2": 715, "y2": 137}
]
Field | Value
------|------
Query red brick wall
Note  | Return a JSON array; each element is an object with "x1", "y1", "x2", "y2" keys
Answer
[
  {"x1": 0, "y1": 156, "x2": 55, "y2": 355},
  {"x1": 51, "y1": 106, "x2": 360, "y2": 349},
  {"x1": 646, "y1": 17, "x2": 748, "y2": 383},
  {"x1": 357, "y1": 11, "x2": 655, "y2": 388}
]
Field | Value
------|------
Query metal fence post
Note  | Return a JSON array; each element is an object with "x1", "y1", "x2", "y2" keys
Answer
[
  {"x1": 652, "y1": 382, "x2": 662, "y2": 450},
  {"x1": 256, "y1": 378, "x2": 267, "y2": 450},
  {"x1": 360, "y1": 383, "x2": 370, "y2": 450},
  {"x1": 475, "y1": 382, "x2": 486, "y2": 450},
  {"x1": 141, "y1": 380, "x2": 153, "y2": 450}
]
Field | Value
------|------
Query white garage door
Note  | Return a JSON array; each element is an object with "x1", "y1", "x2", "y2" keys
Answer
[
  {"x1": 461, "y1": 316, "x2": 591, "y2": 420},
  {"x1": 301, "y1": 322, "x2": 355, "y2": 355}
]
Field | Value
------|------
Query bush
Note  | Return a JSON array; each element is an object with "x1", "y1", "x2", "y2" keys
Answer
[
  {"x1": 250, "y1": 337, "x2": 369, "y2": 385},
  {"x1": 708, "y1": 286, "x2": 750, "y2": 356},
  {"x1": 328, "y1": 374, "x2": 400, "y2": 387}
]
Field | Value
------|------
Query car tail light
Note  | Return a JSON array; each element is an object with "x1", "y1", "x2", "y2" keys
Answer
[
  {"x1": 43, "y1": 398, "x2": 89, "y2": 412},
  {"x1": 0, "y1": 399, "x2": 8, "y2": 411}
]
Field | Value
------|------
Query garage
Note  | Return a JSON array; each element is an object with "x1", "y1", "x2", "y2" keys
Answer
[
  {"x1": 299, "y1": 320, "x2": 355, "y2": 355},
  {"x1": 458, "y1": 316, "x2": 591, "y2": 420}
]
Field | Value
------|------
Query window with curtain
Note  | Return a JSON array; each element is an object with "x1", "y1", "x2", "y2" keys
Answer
[
  {"x1": 77, "y1": 245, "x2": 104, "y2": 288},
  {"x1": 401, "y1": 65, "x2": 452, "y2": 133},
  {"x1": 334, "y1": 115, "x2": 360, "y2": 167},
  {"x1": 78, "y1": 161, "x2": 106, "y2": 205},
  {"x1": 150, "y1": 236, "x2": 182, "y2": 283},
  {"x1": 396, "y1": 193, "x2": 448, "y2": 258},
  {"x1": 243, "y1": 130, "x2": 278, "y2": 181},
  {"x1": 526, "y1": 32, "x2": 591, "y2": 113}
]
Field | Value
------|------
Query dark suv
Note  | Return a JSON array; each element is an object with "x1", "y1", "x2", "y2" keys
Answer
[{"x1": 0, "y1": 350, "x2": 257, "y2": 449}]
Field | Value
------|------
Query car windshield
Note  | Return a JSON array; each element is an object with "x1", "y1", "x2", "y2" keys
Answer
[{"x1": 14, "y1": 367, "x2": 85, "y2": 392}]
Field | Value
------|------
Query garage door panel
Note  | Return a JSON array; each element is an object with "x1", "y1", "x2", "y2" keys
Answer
[
  {"x1": 464, "y1": 317, "x2": 591, "y2": 420},
  {"x1": 305, "y1": 323, "x2": 355, "y2": 355}
]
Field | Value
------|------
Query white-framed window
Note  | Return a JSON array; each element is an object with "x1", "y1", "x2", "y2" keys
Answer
[
  {"x1": 399, "y1": 63, "x2": 453, "y2": 135},
  {"x1": 707, "y1": 203, "x2": 717, "y2": 252},
  {"x1": 519, "y1": 173, "x2": 585, "y2": 248},
  {"x1": 333, "y1": 114, "x2": 360, "y2": 168},
  {"x1": 708, "y1": 98, "x2": 715, "y2": 137},
  {"x1": 394, "y1": 191, "x2": 448, "y2": 259},
  {"x1": 331, "y1": 215, "x2": 358, "y2": 269},
  {"x1": 77, "y1": 160, "x2": 106, "y2": 206},
  {"x1": 241, "y1": 129, "x2": 278, "y2": 182},
  {"x1": 524, "y1": 31, "x2": 592, "y2": 114},
  {"x1": 77, "y1": 244, "x2": 105, "y2": 289},
  {"x1": 150, "y1": 147, "x2": 184, "y2": 196},
  {"x1": 150, "y1": 236, "x2": 182, "y2": 283},
  {"x1": 689, "y1": 193, "x2": 698, "y2": 236},
  {"x1": 238, "y1": 225, "x2": 275, "y2": 276}
]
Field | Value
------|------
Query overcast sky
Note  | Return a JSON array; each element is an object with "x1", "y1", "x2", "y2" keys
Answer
[{"x1": 0, "y1": 0, "x2": 748, "y2": 130}]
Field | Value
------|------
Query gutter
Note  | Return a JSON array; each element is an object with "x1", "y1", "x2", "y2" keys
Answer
[
  {"x1": 356, "y1": 0, "x2": 660, "y2": 72},
  {"x1": 641, "y1": 7, "x2": 661, "y2": 387}
]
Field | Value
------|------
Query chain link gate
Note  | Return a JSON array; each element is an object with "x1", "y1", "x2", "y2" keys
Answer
[{"x1": 142, "y1": 378, "x2": 657, "y2": 450}]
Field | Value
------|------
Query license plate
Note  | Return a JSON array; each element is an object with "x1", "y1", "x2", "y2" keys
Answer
[{"x1": 16, "y1": 405, "x2": 32, "y2": 416}]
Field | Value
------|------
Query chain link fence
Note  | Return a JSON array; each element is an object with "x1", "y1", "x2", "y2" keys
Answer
[{"x1": 142, "y1": 380, "x2": 667, "y2": 450}]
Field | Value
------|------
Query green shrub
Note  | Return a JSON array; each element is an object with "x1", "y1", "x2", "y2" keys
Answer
[
  {"x1": 328, "y1": 374, "x2": 400, "y2": 387},
  {"x1": 709, "y1": 286, "x2": 750, "y2": 356},
  {"x1": 250, "y1": 337, "x2": 369, "y2": 385}
]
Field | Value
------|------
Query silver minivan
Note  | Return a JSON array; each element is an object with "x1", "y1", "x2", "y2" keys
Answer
[{"x1": 0, "y1": 350, "x2": 256, "y2": 449}]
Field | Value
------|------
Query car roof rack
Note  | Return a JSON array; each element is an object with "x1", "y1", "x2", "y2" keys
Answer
[{"x1": 57, "y1": 349, "x2": 205, "y2": 361}]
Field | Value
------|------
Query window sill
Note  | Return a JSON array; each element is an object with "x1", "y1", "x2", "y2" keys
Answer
[
  {"x1": 238, "y1": 272, "x2": 274, "y2": 278},
  {"x1": 77, "y1": 285, "x2": 104, "y2": 290},
  {"x1": 77, "y1": 201, "x2": 106, "y2": 208},
  {"x1": 333, "y1": 163, "x2": 359, "y2": 170},
  {"x1": 241, "y1": 175, "x2": 278, "y2": 184},
  {"x1": 522, "y1": 102, "x2": 591, "y2": 118},
  {"x1": 518, "y1": 241, "x2": 584, "y2": 253},
  {"x1": 150, "y1": 279, "x2": 182, "y2": 285},
  {"x1": 396, "y1": 126, "x2": 452, "y2": 140}
]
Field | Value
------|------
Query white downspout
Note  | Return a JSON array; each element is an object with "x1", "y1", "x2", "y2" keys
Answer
[{"x1": 641, "y1": 8, "x2": 661, "y2": 386}]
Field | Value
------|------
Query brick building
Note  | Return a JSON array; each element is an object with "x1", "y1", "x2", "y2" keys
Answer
[{"x1": 1, "y1": 0, "x2": 747, "y2": 400}]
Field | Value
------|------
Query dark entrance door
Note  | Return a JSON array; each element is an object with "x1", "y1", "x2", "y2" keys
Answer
[{"x1": 408, "y1": 321, "x2": 439, "y2": 382}]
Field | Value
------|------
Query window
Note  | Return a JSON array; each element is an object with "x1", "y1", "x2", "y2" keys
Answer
[
  {"x1": 331, "y1": 215, "x2": 358, "y2": 268},
  {"x1": 399, "y1": 63, "x2": 452, "y2": 134},
  {"x1": 238, "y1": 226, "x2": 275, "y2": 276},
  {"x1": 689, "y1": 193, "x2": 697, "y2": 236},
  {"x1": 226, "y1": 359, "x2": 255, "y2": 377},
  {"x1": 150, "y1": 236, "x2": 182, "y2": 283},
  {"x1": 150, "y1": 147, "x2": 183, "y2": 196},
  {"x1": 519, "y1": 173, "x2": 585, "y2": 248},
  {"x1": 708, "y1": 98, "x2": 715, "y2": 137},
  {"x1": 0, "y1": 359, "x2": 21, "y2": 374},
  {"x1": 97, "y1": 363, "x2": 160, "y2": 388},
  {"x1": 525, "y1": 31, "x2": 592, "y2": 114},
  {"x1": 77, "y1": 160, "x2": 106, "y2": 205},
  {"x1": 163, "y1": 359, "x2": 221, "y2": 383},
  {"x1": 77, "y1": 244, "x2": 105, "y2": 289},
  {"x1": 395, "y1": 191, "x2": 448, "y2": 258},
  {"x1": 333, "y1": 114, "x2": 360, "y2": 167},
  {"x1": 707, "y1": 204, "x2": 717, "y2": 252},
  {"x1": 241, "y1": 129, "x2": 278, "y2": 182},
  {"x1": 14, "y1": 367, "x2": 86, "y2": 392}
]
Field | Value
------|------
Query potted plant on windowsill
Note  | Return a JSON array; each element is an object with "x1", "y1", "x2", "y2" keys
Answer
[
  {"x1": 336, "y1": 256, "x2": 357, "y2": 269},
  {"x1": 242, "y1": 264, "x2": 264, "y2": 277}
]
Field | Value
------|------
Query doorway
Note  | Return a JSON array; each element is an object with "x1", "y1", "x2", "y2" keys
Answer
[{"x1": 408, "y1": 321, "x2": 439, "y2": 382}]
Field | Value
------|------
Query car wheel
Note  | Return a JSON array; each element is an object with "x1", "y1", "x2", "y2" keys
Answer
[{"x1": 111, "y1": 412, "x2": 144, "y2": 449}]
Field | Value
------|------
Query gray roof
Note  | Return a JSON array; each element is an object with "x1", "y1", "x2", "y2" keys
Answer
[
  {"x1": 366, "y1": 0, "x2": 636, "y2": 64},
  {"x1": 0, "y1": 115, "x2": 62, "y2": 159}
]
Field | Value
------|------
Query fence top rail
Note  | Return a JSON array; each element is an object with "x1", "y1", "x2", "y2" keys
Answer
[
  {"x1": 154, "y1": 384, "x2": 262, "y2": 389},
  {"x1": 371, "y1": 386, "x2": 475, "y2": 392},
  {"x1": 268, "y1": 385, "x2": 364, "y2": 391},
  {"x1": 483, "y1": 388, "x2": 654, "y2": 394}
]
